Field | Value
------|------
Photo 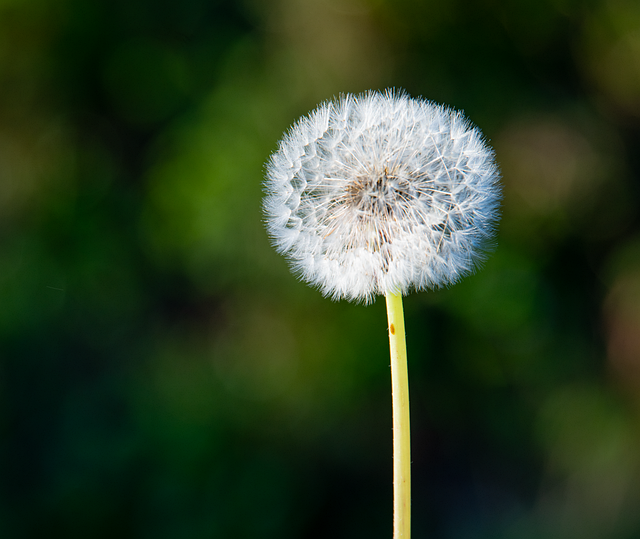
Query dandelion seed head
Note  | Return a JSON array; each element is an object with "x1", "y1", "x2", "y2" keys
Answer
[{"x1": 263, "y1": 90, "x2": 502, "y2": 303}]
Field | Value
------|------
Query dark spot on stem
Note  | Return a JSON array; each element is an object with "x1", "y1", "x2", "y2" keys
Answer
[{"x1": 390, "y1": 323, "x2": 395, "y2": 335}]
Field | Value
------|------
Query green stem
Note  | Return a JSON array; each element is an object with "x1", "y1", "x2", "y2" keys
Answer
[{"x1": 385, "y1": 291, "x2": 411, "y2": 539}]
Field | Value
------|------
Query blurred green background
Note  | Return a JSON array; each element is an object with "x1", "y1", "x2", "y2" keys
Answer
[{"x1": 2, "y1": 0, "x2": 640, "y2": 537}]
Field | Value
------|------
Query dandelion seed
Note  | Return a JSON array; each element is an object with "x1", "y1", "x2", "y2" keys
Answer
[{"x1": 263, "y1": 89, "x2": 501, "y2": 303}]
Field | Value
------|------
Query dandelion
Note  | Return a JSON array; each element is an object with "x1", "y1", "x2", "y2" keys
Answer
[
  {"x1": 264, "y1": 90, "x2": 500, "y2": 303},
  {"x1": 263, "y1": 89, "x2": 501, "y2": 538}
]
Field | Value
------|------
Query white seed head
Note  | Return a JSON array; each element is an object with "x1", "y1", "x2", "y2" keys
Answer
[{"x1": 263, "y1": 90, "x2": 502, "y2": 303}]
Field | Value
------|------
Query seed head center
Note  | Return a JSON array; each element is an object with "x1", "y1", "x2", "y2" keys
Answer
[
  {"x1": 345, "y1": 168, "x2": 409, "y2": 219},
  {"x1": 344, "y1": 166, "x2": 412, "y2": 220}
]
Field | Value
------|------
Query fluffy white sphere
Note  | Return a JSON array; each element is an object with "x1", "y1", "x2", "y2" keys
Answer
[{"x1": 263, "y1": 90, "x2": 501, "y2": 303}]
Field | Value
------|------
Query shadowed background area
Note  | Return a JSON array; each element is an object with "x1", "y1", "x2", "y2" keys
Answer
[{"x1": 2, "y1": 0, "x2": 640, "y2": 537}]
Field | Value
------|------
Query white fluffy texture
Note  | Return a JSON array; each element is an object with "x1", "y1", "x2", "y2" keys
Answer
[{"x1": 264, "y1": 90, "x2": 501, "y2": 303}]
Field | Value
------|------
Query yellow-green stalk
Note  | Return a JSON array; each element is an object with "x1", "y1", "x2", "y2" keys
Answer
[{"x1": 385, "y1": 291, "x2": 411, "y2": 539}]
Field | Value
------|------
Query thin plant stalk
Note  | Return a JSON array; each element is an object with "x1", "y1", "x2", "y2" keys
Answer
[{"x1": 385, "y1": 290, "x2": 411, "y2": 539}]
